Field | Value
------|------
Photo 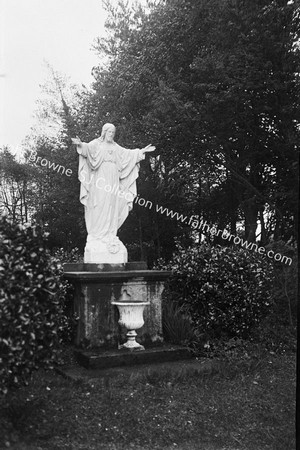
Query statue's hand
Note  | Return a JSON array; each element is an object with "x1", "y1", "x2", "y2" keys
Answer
[
  {"x1": 71, "y1": 137, "x2": 82, "y2": 146},
  {"x1": 142, "y1": 144, "x2": 156, "y2": 153}
]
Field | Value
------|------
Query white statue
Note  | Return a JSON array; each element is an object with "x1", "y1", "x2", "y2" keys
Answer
[{"x1": 72, "y1": 123, "x2": 155, "y2": 263}]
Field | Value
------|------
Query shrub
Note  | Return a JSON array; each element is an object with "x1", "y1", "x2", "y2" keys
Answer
[
  {"x1": 162, "y1": 299, "x2": 195, "y2": 345},
  {"x1": 161, "y1": 243, "x2": 274, "y2": 342},
  {"x1": 0, "y1": 214, "x2": 66, "y2": 394},
  {"x1": 51, "y1": 247, "x2": 83, "y2": 264},
  {"x1": 50, "y1": 248, "x2": 81, "y2": 345},
  {"x1": 265, "y1": 240, "x2": 297, "y2": 327},
  {"x1": 244, "y1": 240, "x2": 297, "y2": 354}
]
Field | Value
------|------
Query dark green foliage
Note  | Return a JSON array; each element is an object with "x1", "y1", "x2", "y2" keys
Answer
[
  {"x1": 24, "y1": 136, "x2": 86, "y2": 252},
  {"x1": 0, "y1": 147, "x2": 34, "y2": 223},
  {"x1": 265, "y1": 240, "x2": 298, "y2": 326},
  {"x1": 50, "y1": 247, "x2": 82, "y2": 345},
  {"x1": 162, "y1": 243, "x2": 274, "y2": 341},
  {"x1": 0, "y1": 214, "x2": 66, "y2": 394},
  {"x1": 251, "y1": 240, "x2": 298, "y2": 353},
  {"x1": 162, "y1": 299, "x2": 195, "y2": 345},
  {"x1": 2, "y1": 0, "x2": 297, "y2": 262},
  {"x1": 51, "y1": 246, "x2": 83, "y2": 264},
  {"x1": 88, "y1": 0, "x2": 299, "y2": 257}
]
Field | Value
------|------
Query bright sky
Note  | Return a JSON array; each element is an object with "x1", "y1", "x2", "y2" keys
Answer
[{"x1": 0, "y1": 0, "x2": 108, "y2": 152}]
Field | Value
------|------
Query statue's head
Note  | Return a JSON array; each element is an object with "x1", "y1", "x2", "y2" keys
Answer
[{"x1": 100, "y1": 123, "x2": 116, "y2": 142}]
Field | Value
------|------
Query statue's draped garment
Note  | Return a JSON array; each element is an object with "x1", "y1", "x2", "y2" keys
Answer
[{"x1": 77, "y1": 139, "x2": 144, "y2": 242}]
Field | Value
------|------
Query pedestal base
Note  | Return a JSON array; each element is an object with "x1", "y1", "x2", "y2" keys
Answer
[
  {"x1": 84, "y1": 236, "x2": 127, "y2": 264},
  {"x1": 120, "y1": 342, "x2": 145, "y2": 351},
  {"x1": 74, "y1": 345, "x2": 192, "y2": 370},
  {"x1": 63, "y1": 266, "x2": 171, "y2": 349},
  {"x1": 120, "y1": 330, "x2": 145, "y2": 350}
]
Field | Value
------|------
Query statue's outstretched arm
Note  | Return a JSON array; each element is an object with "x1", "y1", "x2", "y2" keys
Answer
[
  {"x1": 140, "y1": 144, "x2": 156, "y2": 155},
  {"x1": 71, "y1": 136, "x2": 89, "y2": 157},
  {"x1": 71, "y1": 136, "x2": 83, "y2": 147}
]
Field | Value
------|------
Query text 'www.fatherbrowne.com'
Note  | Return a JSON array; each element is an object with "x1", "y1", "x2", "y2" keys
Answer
[{"x1": 132, "y1": 195, "x2": 292, "y2": 266}]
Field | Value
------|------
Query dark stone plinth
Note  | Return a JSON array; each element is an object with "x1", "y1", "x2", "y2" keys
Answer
[
  {"x1": 63, "y1": 264, "x2": 171, "y2": 349},
  {"x1": 64, "y1": 269, "x2": 171, "y2": 282},
  {"x1": 57, "y1": 358, "x2": 213, "y2": 383},
  {"x1": 74, "y1": 345, "x2": 192, "y2": 370},
  {"x1": 64, "y1": 261, "x2": 148, "y2": 272}
]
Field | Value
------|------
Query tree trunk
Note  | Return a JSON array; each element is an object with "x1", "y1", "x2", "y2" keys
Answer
[
  {"x1": 154, "y1": 216, "x2": 161, "y2": 260},
  {"x1": 259, "y1": 207, "x2": 267, "y2": 245},
  {"x1": 138, "y1": 215, "x2": 145, "y2": 261},
  {"x1": 242, "y1": 197, "x2": 258, "y2": 242}
]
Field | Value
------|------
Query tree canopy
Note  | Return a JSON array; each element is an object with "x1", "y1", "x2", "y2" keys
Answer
[{"x1": 1, "y1": 0, "x2": 298, "y2": 263}]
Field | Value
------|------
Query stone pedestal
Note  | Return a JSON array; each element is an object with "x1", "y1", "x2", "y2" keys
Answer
[
  {"x1": 84, "y1": 236, "x2": 128, "y2": 264},
  {"x1": 63, "y1": 263, "x2": 171, "y2": 349}
]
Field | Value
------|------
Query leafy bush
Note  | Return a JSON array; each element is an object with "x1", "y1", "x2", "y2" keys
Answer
[
  {"x1": 50, "y1": 248, "x2": 81, "y2": 345},
  {"x1": 0, "y1": 214, "x2": 66, "y2": 394},
  {"x1": 265, "y1": 240, "x2": 297, "y2": 327},
  {"x1": 245, "y1": 240, "x2": 297, "y2": 354},
  {"x1": 161, "y1": 243, "x2": 274, "y2": 342},
  {"x1": 51, "y1": 247, "x2": 83, "y2": 264},
  {"x1": 162, "y1": 299, "x2": 195, "y2": 345}
]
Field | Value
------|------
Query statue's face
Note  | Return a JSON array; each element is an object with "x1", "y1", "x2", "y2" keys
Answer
[{"x1": 105, "y1": 127, "x2": 115, "y2": 143}]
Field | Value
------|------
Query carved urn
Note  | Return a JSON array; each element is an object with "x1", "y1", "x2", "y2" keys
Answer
[{"x1": 112, "y1": 300, "x2": 150, "y2": 350}]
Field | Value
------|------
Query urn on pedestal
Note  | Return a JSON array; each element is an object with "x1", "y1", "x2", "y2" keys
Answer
[{"x1": 112, "y1": 300, "x2": 150, "y2": 350}]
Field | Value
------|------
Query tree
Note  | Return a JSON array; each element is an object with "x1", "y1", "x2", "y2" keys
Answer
[
  {"x1": 88, "y1": 0, "x2": 299, "y2": 254},
  {"x1": 0, "y1": 147, "x2": 34, "y2": 223},
  {"x1": 20, "y1": 67, "x2": 87, "y2": 251},
  {"x1": 12, "y1": 0, "x2": 297, "y2": 260}
]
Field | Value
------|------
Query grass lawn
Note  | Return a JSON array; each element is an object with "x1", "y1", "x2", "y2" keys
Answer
[{"x1": 0, "y1": 352, "x2": 295, "y2": 450}]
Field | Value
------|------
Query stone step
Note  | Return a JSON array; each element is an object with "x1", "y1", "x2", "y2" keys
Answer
[
  {"x1": 74, "y1": 345, "x2": 192, "y2": 370},
  {"x1": 57, "y1": 358, "x2": 214, "y2": 383}
]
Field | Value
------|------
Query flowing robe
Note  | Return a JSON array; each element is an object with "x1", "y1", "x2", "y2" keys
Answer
[{"x1": 77, "y1": 139, "x2": 144, "y2": 243}]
